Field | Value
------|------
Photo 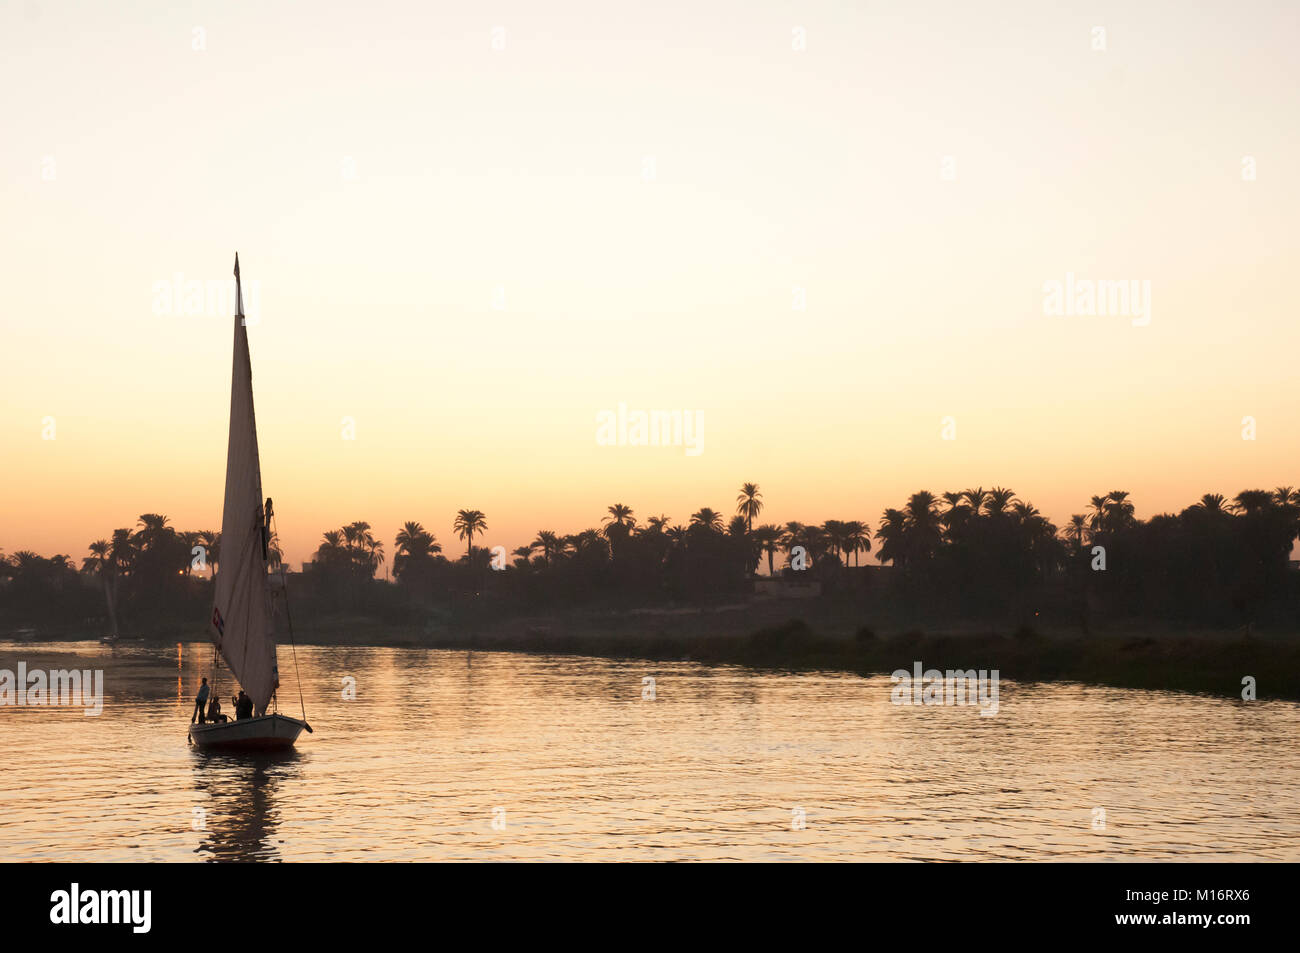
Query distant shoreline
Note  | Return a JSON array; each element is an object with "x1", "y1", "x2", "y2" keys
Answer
[
  {"x1": 417, "y1": 617, "x2": 1299, "y2": 702},
  {"x1": 14, "y1": 599, "x2": 1298, "y2": 702}
]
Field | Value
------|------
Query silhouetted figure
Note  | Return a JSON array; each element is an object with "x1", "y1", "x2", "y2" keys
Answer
[
  {"x1": 192, "y1": 677, "x2": 210, "y2": 724},
  {"x1": 235, "y1": 691, "x2": 253, "y2": 720},
  {"x1": 207, "y1": 694, "x2": 227, "y2": 723}
]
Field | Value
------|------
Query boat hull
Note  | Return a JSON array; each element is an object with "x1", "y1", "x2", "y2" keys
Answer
[{"x1": 188, "y1": 713, "x2": 309, "y2": 751}]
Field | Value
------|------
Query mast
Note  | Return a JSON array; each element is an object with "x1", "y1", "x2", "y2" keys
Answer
[{"x1": 209, "y1": 253, "x2": 280, "y2": 715}]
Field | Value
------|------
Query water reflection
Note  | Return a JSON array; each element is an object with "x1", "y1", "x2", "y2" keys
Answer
[
  {"x1": 3, "y1": 640, "x2": 1299, "y2": 861},
  {"x1": 191, "y1": 751, "x2": 303, "y2": 862}
]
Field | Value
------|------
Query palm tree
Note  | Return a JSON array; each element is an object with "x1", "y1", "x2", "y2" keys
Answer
[
  {"x1": 1011, "y1": 501, "x2": 1041, "y2": 522},
  {"x1": 844, "y1": 520, "x2": 871, "y2": 566},
  {"x1": 822, "y1": 519, "x2": 849, "y2": 566},
  {"x1": 752, "y1": 524, "x2": 783, "y2": 575},
  {"x1": 603, "y1": 503, "x2": 635, "y2": 527},
  {"x1": 939, "y1": 492, "x2": 966, "y2": 530},
  {"x1": 984, "y1": 487, "x2": 1017, "y2": 517},
  {"x1": 1064, "y1": 514, "x2": 1088, "y2": 552},
  {"x1": 602, "y1": 503, "x2": 636, "y2": 559},
  {"x1": 135, "y1": 513, "x2": 171, "y2": 550},
  {"x1": 367, "y1": 537, "x2": 386, "y2": 579},
  {"x1": 453, "y1": 509, "x2": 488, "y2": 559},
  {"x1": 1104, "y1": 491, "x2": 1135, "y2": 531},
  {"x1": 530, "y1": 530, "x2": 564, "y2": 566},
  {"x1": 690, "y1": 508, "x2": 724, "y2": 532},
  {"x1": 1196, "y1": 493, "x2": 1229, "y2": 514},
  {"x1": 780, "y1": 521, "x2": 831, "y2": 567},
  {"x1": 736, "y1": 482, "x2": 763, "y2": 532},
  {"x1": 1088, "y1": 494, "x2": 1110, "y2": 536},
  {"x1": 1233, "y1": 489, "x2": 1273, "y2": 515},
  {"x1": 109, "y1": 528, "x2": 135, "y2": 578},
  {"x1": 343, "y1": 520, "x2": 372, "y2": 552},
  {"x1": 315, "y1": 530, "x2": 347, "y2": 569},
  {"x1": 643, "y1": 515, "x2": 671, "y2": 535},
  {"x1": 569, "y1": 528, "x2": 609, "y2": 559},
  {"x1": 84, "y1": 539, "x2": 120, "y2": 639},
  {"x1": 962, "y1": 487, "x2": 987, "y2": 518},
  {"x1": 875, "y1": 509, "x2": 908, "y2": 567},
  {"x1": 196, "y1": 529, "x2": 220, "y2": 575},
  {"x1": 394, "y1": 521, "x2": 441, "y2": 579}
]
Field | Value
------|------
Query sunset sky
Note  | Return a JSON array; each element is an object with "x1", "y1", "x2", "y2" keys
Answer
[{"x1": 3, "y1": 1, "x2": 1299, "y2": 569}]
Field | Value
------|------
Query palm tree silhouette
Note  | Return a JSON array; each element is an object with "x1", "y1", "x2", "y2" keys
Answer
[
  {"x1": 752, "y1": 524, "x2": 783, "y2": 575},
  {"x1": 1064, "y1": 514, "x2": 1088, "y2": 552},
  {"x1": 643, "y1": 515, "x2": 671, "y2": 534},
  {"x1": 1197, "y1": 493, "x2": 1229, "y2": 514},
  {"x1": 318, "y1": 530, "x2": 345, "y2": 556},
  {"x1": 736, "y1": 482, "x2": 763, "y2": 532},
  {"x1": 84, "y1": 539, "x2": 120, "y2": 639},
  {"x1": 844, "y1": 520, "x2": 871, "y2": 565},
  {"x1": 367, "y1": 537, "x2": 386, "y2": 579},
  {"x1": 984, "y1": 487, "x2": 1017, "y2": 517},
  {"x1": 1088, "y1": 494, "x2": 1110, "y2": 537},
  {"x1": 902, "y1": 492, "x2": 943, "y2": 564},
  {"x1": 690, "y1": 508, "x2": 724, "y2": 532},
  {"x1": 196, "y1": 529, "x2": 220, "y2": 575},
  {"x1": 394, "y1": 521, "x2": 441, "y2": 579},
  {"x1": 822, "y1": 520, "x2": 848, "y2": 566},
  {"x1": 1104, "y1": 491, "x2": 1136, "y2": 530},
  {"x1": 530, "y1": 529, "x2": 564, "y2": 566},
  {"x1": 875, "y1": 508, "x2": 907, "y2": 568},
  {"x1": 453, "y1": 509, "x2": 488, "y2": 560},
  {"x1": 135, "y1": 513, "x2": 171, "y2": 547},
  {"x1": 1232, "y1": 489, "x2": 1273, "y2": 515},
  {"x1": 603, "y1": 504, "x2": 634, "y2": 527}
]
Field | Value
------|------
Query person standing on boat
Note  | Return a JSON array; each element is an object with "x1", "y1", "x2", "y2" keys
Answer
[
  {"x1": 235, "y1": 691, "x2": 253, "y2": 720},
  {"x1": 192, "y1": 678, "x2": 210, "y2": 724}
]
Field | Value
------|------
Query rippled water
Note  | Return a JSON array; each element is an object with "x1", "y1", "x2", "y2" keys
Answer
[{"x1": 1, "y1": 640, "x2": 1297, "y2": 861}]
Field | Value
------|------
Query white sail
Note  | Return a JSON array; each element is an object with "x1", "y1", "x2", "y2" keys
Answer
[{"x1": 209, "y1": 254, "x2": 279, "y2": 714}]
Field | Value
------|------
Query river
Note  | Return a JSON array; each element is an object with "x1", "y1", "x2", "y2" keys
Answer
[{"x1": 1, "y1": 640, "x2": 1296, "y2": 861}]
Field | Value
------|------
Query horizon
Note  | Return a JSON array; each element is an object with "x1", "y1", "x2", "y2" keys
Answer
[{"x1": 4, "y1": 0, "x2": 1299, "y2": 569}]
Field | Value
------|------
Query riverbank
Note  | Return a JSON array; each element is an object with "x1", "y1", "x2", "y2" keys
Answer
[
  {"x1": 13, "y1": 598, "x2": 1298, "y2": 700},
  {"x1": 292, "y1": 598, "x2": 1300, "y2": 701}
]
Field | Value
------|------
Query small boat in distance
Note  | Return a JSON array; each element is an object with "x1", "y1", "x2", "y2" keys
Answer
[{"x1": 189, "y1": 255, "x2": 311, "y2": 752}]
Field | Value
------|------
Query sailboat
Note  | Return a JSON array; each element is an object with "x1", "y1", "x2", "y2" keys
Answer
[{"x1": 189, "y1": 254, "x2": 311, "y2": 751}]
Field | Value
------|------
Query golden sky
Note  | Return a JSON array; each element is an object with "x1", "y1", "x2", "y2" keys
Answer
[{"x1": 3, "y1": 1, "x2": 1298, "y2": 568}]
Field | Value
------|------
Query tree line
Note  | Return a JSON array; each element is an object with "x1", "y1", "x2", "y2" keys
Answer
[{"x1": 2, "y1": 484, "x2": 1298, "y2": 634}]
